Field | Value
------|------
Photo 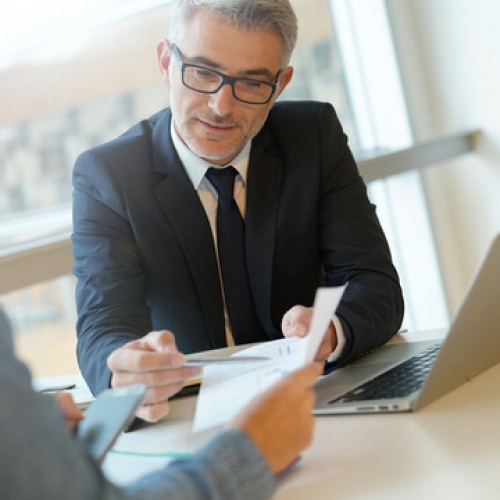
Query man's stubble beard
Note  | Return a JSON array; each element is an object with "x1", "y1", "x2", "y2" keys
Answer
[{"x1": 175, "y1": 109, "x2": 272, "y2": 164}]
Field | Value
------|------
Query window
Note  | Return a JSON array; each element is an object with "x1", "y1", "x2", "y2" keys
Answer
[
  {"x1": 329, "y1": 0, "x2": 449, "y2": 331},
  {"x1": 0, "y1": 0, "x2": 447, "y2": 377}
]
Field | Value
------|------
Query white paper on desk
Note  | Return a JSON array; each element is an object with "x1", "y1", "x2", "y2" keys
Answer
[
  {"x1": 193, "y1": 285, "x2": 346, "y2": 432},
  {"x1": 33, "y1": 374, "x2": 94, "y2": 408}
]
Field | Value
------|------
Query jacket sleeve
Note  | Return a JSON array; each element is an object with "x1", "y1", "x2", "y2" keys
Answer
[
  {"x1": 72, "y1": 148, "x2": 152, "y2": 395},
  {"x1": 265, "y1": 101, "x2": 404, "y2": 363},
  {"x1": 316, "y1": 102, "x2": 405, "y2": 365}
]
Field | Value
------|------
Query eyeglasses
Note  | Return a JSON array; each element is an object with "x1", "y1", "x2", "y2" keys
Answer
[{"x1": 171, "y1": 44, "x2": 281, "y2": 105}]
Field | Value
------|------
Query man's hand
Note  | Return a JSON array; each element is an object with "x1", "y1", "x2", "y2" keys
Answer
[
  {"x1": 107, "y1": 330, "x2": 202, "y2": 422},
  {"x1": 281, "y1": 305, "x2": 337, "y2": 363},
  {"x1": 229, "y1": 362, "x2": 322, "y2": 475}
]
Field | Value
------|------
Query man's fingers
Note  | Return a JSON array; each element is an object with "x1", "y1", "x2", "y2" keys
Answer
[
  {"x1": 110, "y1": 365, "x2": 200, "y2": 388},
  {"x1": 107, "y1": 330, "x2": 199, "y2": 373},
  {"x1": 104, "y1": 330, "x2": 203, "y2": 423},
  {"x1": 107, "y1": 344, "x2": 186, "y2": 373},
  {"x1": 135, "y1": 330, "x2": 177, "y2": 352},
  {"x1": 281, "y1": 306, "x2": 311, "y2": 338},
  {"x1": 141, "y1": 382, "x2": 186, "y2": 405},
  {"x1": 136, "y1": 401, "x2": 171, "y2": 423}
]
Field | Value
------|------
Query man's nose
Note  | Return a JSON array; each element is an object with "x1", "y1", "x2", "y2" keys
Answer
[{"x1": 208, "y1": 82, "x2": 237, "y2": 116}]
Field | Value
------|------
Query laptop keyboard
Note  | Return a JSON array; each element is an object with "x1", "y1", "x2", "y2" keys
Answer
[{"x1": 329, "y1": 343, "x2": 442, "y2": 404}]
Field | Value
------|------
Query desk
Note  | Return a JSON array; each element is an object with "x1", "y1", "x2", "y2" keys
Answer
[{"x1": 102, "y1": 330, "x2": 500, "y2": 499}]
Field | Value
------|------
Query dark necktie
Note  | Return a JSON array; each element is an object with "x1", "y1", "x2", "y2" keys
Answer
[{"x1": 205, "y1": 166, "x2": 265, "y2": 345}]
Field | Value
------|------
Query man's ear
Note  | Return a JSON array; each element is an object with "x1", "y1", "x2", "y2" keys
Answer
[
  {"x1": 275, "y1": 66, "x2": 294, "y2": 99},
  {"x1": 157, "y1": 39, "x2": 173, "y2": 88}
]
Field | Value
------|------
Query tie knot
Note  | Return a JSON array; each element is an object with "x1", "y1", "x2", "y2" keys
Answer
[{"x1": 206, "y1": 166, "x2": 238, "y2": 200}]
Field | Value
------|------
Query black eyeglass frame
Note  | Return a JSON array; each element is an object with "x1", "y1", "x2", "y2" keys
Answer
[{"x1": 171, "y1": 44, "x2": 281, "y2": 105}]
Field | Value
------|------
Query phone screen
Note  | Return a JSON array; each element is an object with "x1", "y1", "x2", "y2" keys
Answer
[{"x1": 76, "y1": 384, "x2": 147, "y2": 462}]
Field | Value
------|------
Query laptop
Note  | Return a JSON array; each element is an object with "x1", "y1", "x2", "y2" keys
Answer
[{"x1": 314, "y1": 233, "x2": 500, "y2": 414}]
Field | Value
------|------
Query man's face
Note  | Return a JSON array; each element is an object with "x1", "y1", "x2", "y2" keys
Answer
[{"x1": 157, "y1": 9, "x2": 293, "y2": 165}]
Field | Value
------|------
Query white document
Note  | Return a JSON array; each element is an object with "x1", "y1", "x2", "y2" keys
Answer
[{"x1": 193, "y1": 285, "x2": 346, "y2": 432}]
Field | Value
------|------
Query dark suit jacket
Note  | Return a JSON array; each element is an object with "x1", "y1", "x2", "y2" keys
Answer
[{"x1": 72, "y1": 101, "x2": 404, "y2": 395}]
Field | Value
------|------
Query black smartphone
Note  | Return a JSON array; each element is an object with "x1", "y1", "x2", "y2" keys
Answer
[{"x1": 76, "y1": 384, "x2": 147, "y2": 462}]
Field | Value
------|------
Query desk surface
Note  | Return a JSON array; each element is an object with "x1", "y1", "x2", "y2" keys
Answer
[{"x1": 102, "y1": 331, "x2": 500, "y2": 499}]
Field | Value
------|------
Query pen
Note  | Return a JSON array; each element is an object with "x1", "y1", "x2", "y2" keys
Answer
[
  {"x1": 184, "y1": 356, "x2": 270, "y2": 366},
  {"x1": 38, "y1": 383, "x2": 77, "y2": 393}
]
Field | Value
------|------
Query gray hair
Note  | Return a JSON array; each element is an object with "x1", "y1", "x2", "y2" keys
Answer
[{"x1": 169, "y1": 0, "x2": 298, "y2": 67}]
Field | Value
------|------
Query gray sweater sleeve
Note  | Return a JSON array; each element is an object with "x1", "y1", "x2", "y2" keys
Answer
[{"x1": 0, "y1": 326, "x2": 276, "y2": 500}]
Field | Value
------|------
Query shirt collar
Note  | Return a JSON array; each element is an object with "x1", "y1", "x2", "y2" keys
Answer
[{"x1": 170, "y1": 120, "x2": 251, "y2": 188}]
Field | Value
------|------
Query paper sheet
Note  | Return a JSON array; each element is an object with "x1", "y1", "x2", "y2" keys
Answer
[{"x1": 193, "y1": 285, "x2": 346, "y2": 432}]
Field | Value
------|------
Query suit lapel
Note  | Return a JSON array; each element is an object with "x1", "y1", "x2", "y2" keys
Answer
[
  {"x1": 150, "y1": 110, "x2": 226, "y2": 348},
  {"x1": 246, "y1": 129, "x2": 283, "y2": 335}
]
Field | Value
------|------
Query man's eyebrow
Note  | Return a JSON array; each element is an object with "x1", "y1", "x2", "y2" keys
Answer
[
  {"x1": 242, "y1": 68, "x2": 277, "y2": 80},
  {"x1": 186, "y1": 55, "x2": 276, "y2": 81}
]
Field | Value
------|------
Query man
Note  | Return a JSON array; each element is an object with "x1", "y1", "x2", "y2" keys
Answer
[
  {"x1": 73, "y1": 0, "x2": 404, "y2": 422},
  {"x1": 0, "y1": 319, "x2": 321, "y2": 499}
]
